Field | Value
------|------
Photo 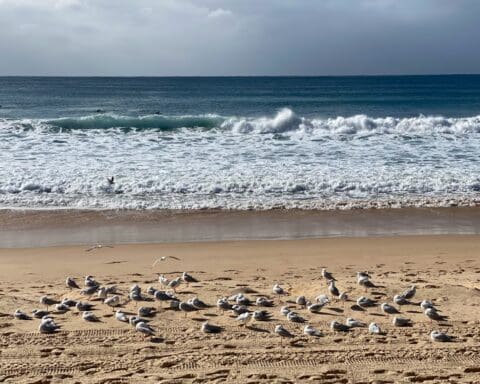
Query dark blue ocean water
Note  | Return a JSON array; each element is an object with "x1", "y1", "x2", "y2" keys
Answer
[
  {"x1": 1, "y1": 75, "x2": 480, "y2": 210},
  {"x1": 1, "y1": 75, "x2": 480, "y2": 119}
]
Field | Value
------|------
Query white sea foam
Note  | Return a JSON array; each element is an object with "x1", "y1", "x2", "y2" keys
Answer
[{"x1": 1, "y1": 109, "x2": 480, "y2": 210}]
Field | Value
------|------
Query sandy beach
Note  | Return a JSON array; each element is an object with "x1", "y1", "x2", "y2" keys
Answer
[{"x1": 1, "y1": 235, "x2": 480, "y2": 383}]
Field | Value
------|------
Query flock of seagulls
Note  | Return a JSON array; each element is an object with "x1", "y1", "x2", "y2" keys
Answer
[{"x1": 13, "y1": 267, "x2": 453, "y2": 344}]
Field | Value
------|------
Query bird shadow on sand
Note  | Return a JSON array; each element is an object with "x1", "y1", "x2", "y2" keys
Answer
[
  {"x1": 350, "y1": 305, "x2": 365, "y2": 312},
  {"x1": 246, "y1": 325, "x2": 270, "y2": 333},
  {"x1": 326, "y1": 307, "x2": 344, "y2": 313},
  {"x1": 150, "y1": 337, "x2": 165, "y2": 344}
]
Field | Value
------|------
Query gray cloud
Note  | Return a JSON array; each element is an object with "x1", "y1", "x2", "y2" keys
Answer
[{"x1": 0, "y1": 0, "x2": 478, "y2": 75}]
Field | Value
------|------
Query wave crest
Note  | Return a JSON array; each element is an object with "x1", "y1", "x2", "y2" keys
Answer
[{"x1": 2, "y1": 109, "x2": 480, "y2": 136}]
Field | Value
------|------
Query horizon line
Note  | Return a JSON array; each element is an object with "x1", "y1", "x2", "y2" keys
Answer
[{"x1": 1, "y1": 73, "x2": 480, "y2": 78}]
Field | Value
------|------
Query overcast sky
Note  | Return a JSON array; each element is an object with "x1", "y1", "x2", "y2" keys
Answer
[{"x1": 0, "y1": 0, "x2": 479, "y2": 76}]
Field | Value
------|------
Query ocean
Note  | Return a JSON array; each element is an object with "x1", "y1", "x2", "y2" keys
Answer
[{"x1": 1, "y1": 75, "x2": 480, "y2": 210}]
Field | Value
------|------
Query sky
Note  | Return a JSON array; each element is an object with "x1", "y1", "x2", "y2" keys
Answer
[{"x1": 0, "y1": 0, "x2": 479, "y2": 76}]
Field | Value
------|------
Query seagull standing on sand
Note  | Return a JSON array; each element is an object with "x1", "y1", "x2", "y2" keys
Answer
[
  {"x1": 402, "y1": 285, "x2": 416, "y2": 300},
  {"x1": 321, "y1": 268, "x2": 336, "y2": 282},
  {"x1": 346, "y1": 318, "x2": 366, "y2": 328},
  {"x1": 273, "y1": 284, "x2": 287, "y2": 296},
  {"x1": 380, "y1": 303, "x2": 399, "y2": 315},
  {"x1": 66, "y1": 277, "x2": 80, "y2": 290},
  {"x1": 217, "y1": 297, "x2": 232, "y2": 312},
  {"x1": 104, "y1": 295, "x2": 121, "y2": 310},
  {"x1": 39, "y1": 318, "x2": 60, "y2": 334},
  {"x1": 328, "y1": 280, "x2": 340, "y2": 299},
  {"x1": 275, "y1": 324, "x2": 294, "y2": 344},
  {"x1": 168, "y1": 277, "x2": 182, "y2": 293},
  {"x1": 179, "y1": 301, "x2": 196, "y2": 317},
  {"x1": 40, "y1": 296, "x2": 58, "y2": 311},
  {"x1": 236, "y1": 312, "x2": 253, "y2": 327}
]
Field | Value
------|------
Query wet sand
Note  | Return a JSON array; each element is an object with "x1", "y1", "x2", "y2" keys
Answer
[
  {"x1": 2, "y1": 207, "x2": 480, "y2": 247},
  {"x1": 1, "y1": 236, "x2": 480, "y2": 383}
]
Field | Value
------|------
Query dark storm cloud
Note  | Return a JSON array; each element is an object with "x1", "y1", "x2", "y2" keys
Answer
[{"x1": 0, "y1": 0, "x2": 478, "y2": 75}]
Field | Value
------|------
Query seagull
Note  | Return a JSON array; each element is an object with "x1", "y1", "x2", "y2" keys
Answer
[
  {"x1": 346, "y1": 318, "x2": 366, "y2": 328},
  {"x1": 339, "y1": 292, "x2": 349, "y2": 304},
  {"x1": 201, "y1": 321, "x2": 223, "y2": 334},
  {"x1": 402, "y1": 285, "x2": 416, "y2": 300},
  {"x1": 39, "y1": 318, "x2": 60, "y2": 334},
  {"x1": 232, "y1": 305, "x2": 249, "y2": 316},
  {"x1": 256, "y1": 297, "x2": 274, "y2": 307},
  {"x1": 54, "y1": 303, "x2": 69, "y2": 313},
  {"x1": 235, "y1": 312, "x2": 253, "y2": 326},
  {"x1": 81, "y1": 285, "x2": 99, "y2": 298},
  {"x1": 138, "y1": 307, "x2": 156, "y2": 317},
  {"x1": 296, "y1": 296, "x2": 307, "y2": 307},
  {"x1": 424, "y1": 308, "x2": 447, "y2": 322},
  {"x1": 152, "y1": 255, "x2": 181, "y2": 267},
  {"x1": 182, "y1": 272, "x2": 198, "y2": 286},
  {"x1": 280, "y1": 306, "x2": 291, "y2": 316},
  {"x1": 97, "y1": 286, "x2": 108, "y2": 300},
  {"x1": 168, "y1": 277, "x2": 182, "y2": 293},
  {"x1": 32, "y1": 309, "x2": 49, "y2": 319},
  {"x1": 115, "y1": 310, "x2": 129, "y2": 322},
  {"x1": 82, "y1": 311, "x2": 99, "y2": 322},
  {"x1": 253, "y1": 310, "x2": 272, "y2": 321},
  {"x1": 129, "y1": 316, "x2": 144, "y2": 327},
  {"x1": 147, "y1": 286, "x2": 157, "y2": 296},
  {"x1": 158, "y1": 274, "x2": 171, "y2": 288},
  {"x1": 217, "y1": 297, "x2": 232, "y2": 312},
  {"x1": 84, "y1": 275, "x2": 99, "y2": 287},
  {"x1": 316, "y1": 294, "x2": 330, "y2": 305},
  {"x1": 129, "y1": 290, "x2": 142, "y2": 306},
  {"x1": 328, "y1": 280, "x2": 340, "y2": 299},
  {"x1": 356, "y1": 296, "x2": 376, "y2": 308},
  {"x1": 234, "y1": 294, "x2": 251, "y2": 306},
  {"x1": 104, "y1": 295, "x2": 121, "y2": 310},
  {"x1": 287, "y1": 312, "x2": 305, "y2": 323},
  {"x1": 321, "y1": 268, "x2": 336, "y2": 282},
  {"x1": 272, "y1": 284, "x2": 287, "y2": 295},
  {"x1": 179, "y1": 301, "x2": 197, "y2": 317},
  {"x1": 40, "y1": 296, "x2": 58, "y2": 311},
  {"x1": 369, "y1": 322, "x2": 382, "y2": 334},
  {"x1": 420, "y1": 300, "x2": 435, "y2": 311},
  {"x1": 330, "y1": 320, "x2": 350, "y2": 332},
  {"x1": 154, "y1": 290, "x2": 176, "y2": 308},
  {"x1": 107, "y1": 176, "x2": 115, "y2": 185},
  {"x1": 307, "y1": 302, "x2": 326, "y2": 313},
  {"x1": 393, "y1": 294, "x2": 409, "y2": 307},
  {"x1": 275, "y1": 324, "x2": 294, "y2": 344},
  {"x1": 14, "y1": 309, "x2": 31, "y2": 320},
  {"x1": 392, "y1": 316, "x2": 412, "y2": 327},
  {"x1": 380, "y1": 303, "x2": 399, "y2": 314},
  {"x1": 303, "y1": 324, "x2": 322, "y2": 337},
  {"x1": 61, "y1": 298, "x2": 77, "y2": 307},
  {"x1": 430, "y1": 330, "x2": 452, "y2": 342},
  {"x1": 136, "y1": 321, "x2": 155, "y2": 337},
  {"x1": 66, "y1": 277, "x2": 80, "y2": 290},
  {"x1": 188, "y1": 297, "x2": 209, "y2": 309}
]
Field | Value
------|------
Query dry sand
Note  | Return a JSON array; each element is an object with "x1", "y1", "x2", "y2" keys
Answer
[{"x1": 1, "y1": 235, "x2": 480, "y2": 383}]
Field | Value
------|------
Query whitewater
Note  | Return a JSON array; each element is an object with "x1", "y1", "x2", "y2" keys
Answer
[{"x1": 1, "y1": 107, "x2": 480, "y2": 210}]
